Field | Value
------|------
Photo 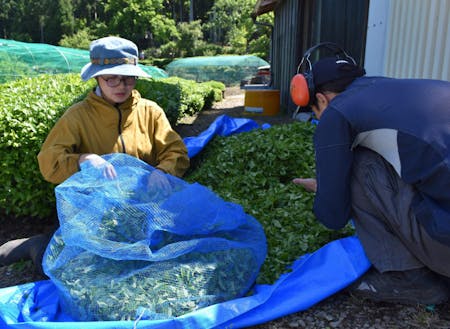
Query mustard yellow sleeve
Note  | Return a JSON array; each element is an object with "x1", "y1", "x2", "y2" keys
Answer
[
  {"x1": 37, "y1": 113, "x2": 82, "y2": 184},
  {"x1": 151, "y1": 107, "x2": 190, "y2": 177}
]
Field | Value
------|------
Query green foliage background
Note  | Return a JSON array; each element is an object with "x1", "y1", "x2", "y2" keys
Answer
[
  {"x1": 0, "y1": 74, "x2": 94, "y2": 218},
  {"x1": 1, "y1": 0, "x2": 273, "y2": 61},
  {"x1": 0, "y1": 73, "x2": 224, "y2": 219}
]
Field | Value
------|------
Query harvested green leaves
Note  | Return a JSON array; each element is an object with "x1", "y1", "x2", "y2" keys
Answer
[
  {"x1": 185, "y1": 122, "x2": 355, "y2": 284},
  {"x1": 97, "y1": 206, "x2": 149, "y2": 243},
  {"x1": 46, "y1": 213, "x2": 258, "y2": 321}
]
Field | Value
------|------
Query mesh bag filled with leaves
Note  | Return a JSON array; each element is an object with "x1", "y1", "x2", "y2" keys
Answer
[{"x1": 43, "y1": 153, "x2": 267, "y2": 321}]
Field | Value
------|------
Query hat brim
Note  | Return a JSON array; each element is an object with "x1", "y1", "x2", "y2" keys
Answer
[{"x1": 81, "y1": 63, "x2": 151, "y2": 81}]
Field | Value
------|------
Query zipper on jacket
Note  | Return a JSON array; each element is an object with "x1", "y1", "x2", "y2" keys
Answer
[{"x1": 115, "y1": 104, "x2": 126, "y2": 153}]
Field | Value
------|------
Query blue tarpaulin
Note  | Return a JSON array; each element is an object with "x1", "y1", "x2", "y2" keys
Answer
[
  {"x1": 183, "y1": 115, "x2": 263, "y2": 158},
  {"x1": 0, "y1": 115, "x2": 371, "y2": 328}
]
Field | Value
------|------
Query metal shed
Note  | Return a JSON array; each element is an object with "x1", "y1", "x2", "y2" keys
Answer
[
  {"x1": 253, "y1": 0, "x2": 449, "y2": 115},
  {"x1": 253, "y1": 0, "x2": 369, "y2": 114},
  {"x1": 365, "y1": 0, "x2": 450, "y2": 80}
]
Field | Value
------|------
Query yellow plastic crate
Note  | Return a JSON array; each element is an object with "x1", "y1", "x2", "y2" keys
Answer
[{"x1": 244, "y1": 89, "x2": 280, "y2": 116}]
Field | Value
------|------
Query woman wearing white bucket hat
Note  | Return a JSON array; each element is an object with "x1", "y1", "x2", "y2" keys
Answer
[{"x1": 0, "y1": 37, "x2": 189, "y2": 275}]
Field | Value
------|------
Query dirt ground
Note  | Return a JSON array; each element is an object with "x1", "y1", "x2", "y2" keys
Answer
[
  {"x1": 1, "y1": 87, "x2": 449, "y2": 328},
  {"x1": 174, "y1": 86, "x2": 296, "y2": 137}
]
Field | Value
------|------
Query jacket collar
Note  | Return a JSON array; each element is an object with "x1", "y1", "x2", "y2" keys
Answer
[{"x1": 88, "y1": 88, "x2": 141, "y2": 111}]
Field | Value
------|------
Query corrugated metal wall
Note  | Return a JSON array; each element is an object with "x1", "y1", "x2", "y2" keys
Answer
[
  {"x1": 271, "y1": 0, "x2": 303, "y2": 113},
  {"x1": 384, "y1": 0, "x2": 450, "y2": 80},
  {"x1": 270, "y1": 0, "x2": 369, "y2": 114}
]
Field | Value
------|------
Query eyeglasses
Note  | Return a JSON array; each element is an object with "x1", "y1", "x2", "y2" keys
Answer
[{"x1": 100, "y1": 75, "x2": 137, "y2": 87}]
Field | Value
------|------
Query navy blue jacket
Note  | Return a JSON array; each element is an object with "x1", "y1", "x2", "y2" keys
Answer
[{"x1": 313, "y1": 77, "x2": 450, "y2": 246}]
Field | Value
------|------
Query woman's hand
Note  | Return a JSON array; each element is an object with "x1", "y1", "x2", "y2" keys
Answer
[
  {"x1": 79, "y1": 153, "x2": 117, "y2": 179},
  {"x1": 292, "y1": 178, "x2": 317, "y2": 193},
  {"x1": 147, "y1": 169, "x2": 172, "y2": 195}
]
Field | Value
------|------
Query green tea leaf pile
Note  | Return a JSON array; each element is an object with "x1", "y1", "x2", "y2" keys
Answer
[
  {"x1": 44, "y1": 154, "x2": 266, "y2": 321},
  {"x1": 186, "y1": 121, "x2": 355, "y2": 284},
  {"x1": 47, "y1": 231, "x2": 256, "y2": 321}
]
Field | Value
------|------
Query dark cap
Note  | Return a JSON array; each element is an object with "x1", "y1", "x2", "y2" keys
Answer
[{"x1": 312, "y1": 57, "x2": 365, "y2": 88}]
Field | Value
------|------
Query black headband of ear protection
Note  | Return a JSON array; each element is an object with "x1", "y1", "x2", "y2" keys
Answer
[
  {"x1": 297, "y1": 42, "x2": 356, "y2": 75},
  {"x1": 290, "y1": 42, "x2": 357, "y2": 107}
]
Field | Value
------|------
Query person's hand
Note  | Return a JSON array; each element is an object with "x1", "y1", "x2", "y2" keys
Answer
[
  {"x1": 147, "y1": 169, "x2": 172, "y2": 195},
  {"x1": 79, "y1": 153, "x2": 117, "y2": 179},
  {"x1": 292, "y1": 178, "x2": 317, "y2": 193}
]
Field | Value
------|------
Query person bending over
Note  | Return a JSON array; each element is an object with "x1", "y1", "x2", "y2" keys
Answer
[{"x1": 292, "y1": 54, "x2": 450, "y2": 305}]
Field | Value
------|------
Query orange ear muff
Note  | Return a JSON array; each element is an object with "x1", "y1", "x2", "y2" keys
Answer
[{"x1": 290, "y1": 74, "x2": 310, "y2": 107}]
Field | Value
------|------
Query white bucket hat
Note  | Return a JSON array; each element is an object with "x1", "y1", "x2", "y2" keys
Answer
[{"x1": 80, "y1": 36, "x2": 150, "y2": 81}]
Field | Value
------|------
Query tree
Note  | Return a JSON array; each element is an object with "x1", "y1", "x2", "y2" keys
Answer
[
  {"x1": 0, "y1": 0, "x2": 31, "y2": 41},
  {"x1": 204, "y1": 0, "x2": 256, "y2": 48},
  {"x1": 59, "y1": 28, "x2": 96, "y2": 49},
  {"x1": 162, "y1": 0, "x2": 191, "y2": 23},
  {"x1": 1, "y1": 0, "x2": 76, "y2": 44},
  {"x1": 73, "y1": 0, "x2": 106, "y2": 25},
  {"x1": 176, "y1": 20, "x2": 204, "y2": 56},
  {"x1": 2, "y1": 0, "x2": 272, "y2": 60},
  {"x1": 249, "y1": 11, "x2": 273, "y2": 60},
  {"x1": 45, "y1": 0, "x2": 76, "y2": 44},
  {"x1": 0, "y1": 0, "x2": 14, "y2": 38},
  {"x1": 20, "y1": 1, "x2": 52, "y2": 42},
  {"x1": 105, "y1": 0, "x2": 178, "y2": 48}
]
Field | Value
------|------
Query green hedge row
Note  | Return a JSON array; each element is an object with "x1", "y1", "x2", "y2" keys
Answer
[
  {"x1": 0, "y1": 73, "x2": 224, "y2": 219},
  {"x1": 136, "y1": 77, "x2": 224, "y2": 124}
]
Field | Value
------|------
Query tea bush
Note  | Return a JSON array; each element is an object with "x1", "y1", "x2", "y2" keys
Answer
[
  {"x1": 135, "y1": 77, "x2": 224, "y2": 123},
  {"x1": 0, "y1": 74, "x2": 94, "y2": 218},
  {"x1": 0, "y1": 74, "x2": 224, "y2": 219}
]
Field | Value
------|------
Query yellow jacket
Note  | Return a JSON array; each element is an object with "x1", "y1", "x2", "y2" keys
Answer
[{"x1": 38, "y1": 89, "x2": 189, "y2": 184}]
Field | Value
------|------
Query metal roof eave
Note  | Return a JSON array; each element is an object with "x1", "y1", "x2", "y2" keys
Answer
[{"x1": 252, "y1": 0, "x2": 281, "y2": 17}]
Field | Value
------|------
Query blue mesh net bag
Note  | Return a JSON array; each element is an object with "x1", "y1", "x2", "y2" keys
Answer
[{"x1": 43, "y1": 153, "x2": 267, "y2": 321}]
